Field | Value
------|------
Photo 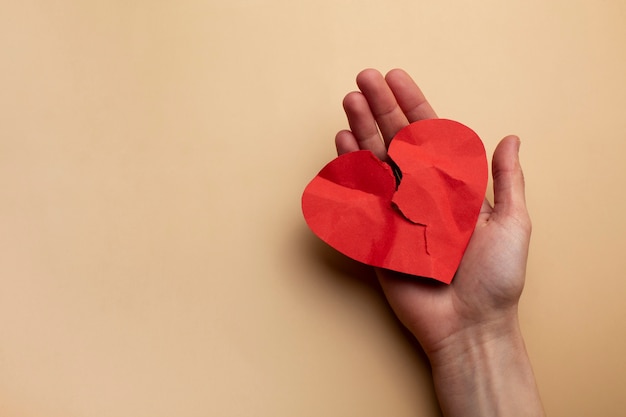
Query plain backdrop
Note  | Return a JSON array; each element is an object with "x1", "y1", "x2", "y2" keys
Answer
[{"x1": 1, "y1": 1, "x2": 625, "y2": 416}]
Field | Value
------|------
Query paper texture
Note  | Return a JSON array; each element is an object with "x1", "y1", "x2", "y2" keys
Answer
[{"x1": 302, "y1": 119, "x2": 487, "y2": 284}]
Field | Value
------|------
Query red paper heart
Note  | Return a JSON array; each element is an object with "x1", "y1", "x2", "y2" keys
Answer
[{"x1": 301, "y1": 119, "x2": 487, "y2": 284}]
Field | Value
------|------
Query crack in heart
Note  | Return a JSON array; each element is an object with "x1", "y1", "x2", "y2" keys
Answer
[{"x1": 302, "y1": 119, "x2": 488, "y2": 283}]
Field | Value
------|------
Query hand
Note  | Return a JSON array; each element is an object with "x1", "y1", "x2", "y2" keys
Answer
[
  {"x1": 336, "y1": 69, "x2": 542, "y2": 416},
  {"x1": 335, "y1": 68, "x2": 530, "y2": 356}
]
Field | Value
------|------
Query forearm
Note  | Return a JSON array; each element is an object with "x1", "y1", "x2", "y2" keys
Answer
[{"x1": 427, "y1": 312, "x2": 544, "y2": 417}]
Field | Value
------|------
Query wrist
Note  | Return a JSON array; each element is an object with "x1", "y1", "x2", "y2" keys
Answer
[
  {"x1": 427, "y1": 310, "x2": 544, "y2": 417},
  {"x1": 427, "y1": 308, "x2": 522, "y2": 366}
]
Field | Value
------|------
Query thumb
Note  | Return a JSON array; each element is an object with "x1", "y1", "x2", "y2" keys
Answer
[{"x1": 492, "y1": 135, "x2": 528, "y2": 221}]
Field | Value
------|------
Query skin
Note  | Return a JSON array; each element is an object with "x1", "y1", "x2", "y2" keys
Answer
[{"x1": 335, "y1": 69, "x2": 544, "y2": 416}]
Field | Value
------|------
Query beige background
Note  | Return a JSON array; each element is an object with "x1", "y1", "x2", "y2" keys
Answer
[{"x1": 1, "y1": 1, "x2": 625, "y2": 416}]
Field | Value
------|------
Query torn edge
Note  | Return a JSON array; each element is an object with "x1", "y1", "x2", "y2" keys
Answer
[
  {"x1": 390, "y1": 201, "x2": 430, "y2": 256},
  {"x1": 386, "y1": 155, "x2": 403, "y2": 188}
]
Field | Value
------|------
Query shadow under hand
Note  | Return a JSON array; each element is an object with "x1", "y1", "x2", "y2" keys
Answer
[
  {"x1": 299, "y1": 225, "x2": 432, "y2": 364},
  {"x1": 303, "y1": 230, "x2": 379, "y2": 289}
]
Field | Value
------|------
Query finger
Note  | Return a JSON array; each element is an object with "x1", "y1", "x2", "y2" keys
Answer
[
  {"x1": 356, "y1": 69, "x2": 410, "y2": 147},
  {"x1": 342, "y1": 91, "x2": 387, "y2": 160},
  {"x1": 491, "y1": 136, "x2": 530, "y2": 225},
  {"x1": 385, "y1": 69, "x2": 438, "y2": 121},
  {"x1": 476, "y1": 198, "x2": 494, "y2": 225},
  {"x1": 335, "y1": 130, "x2": 360, "y2": 155}
]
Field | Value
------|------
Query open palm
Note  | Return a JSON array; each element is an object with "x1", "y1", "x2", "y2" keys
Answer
[{"x1": 335, "y1": 69, "x2": 532, "y2": 357}]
